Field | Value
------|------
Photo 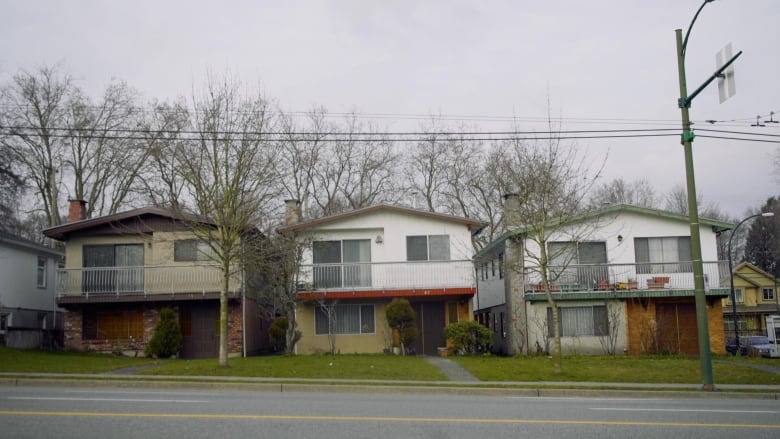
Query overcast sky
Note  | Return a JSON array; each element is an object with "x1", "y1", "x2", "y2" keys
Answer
[{"x1": 2, "y1": 0, "x2": 778, "y2": 218}]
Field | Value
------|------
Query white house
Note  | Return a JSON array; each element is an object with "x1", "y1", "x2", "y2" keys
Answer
[
  {"x1": 0, "y1": 231, "x2": 64, "y2": 349},
  {"x1": 474, "y1": 203, "x2": 732, "y2": 356},
  {"x1": 278, "y1": 202, "x2": 485, "y2": 355}
]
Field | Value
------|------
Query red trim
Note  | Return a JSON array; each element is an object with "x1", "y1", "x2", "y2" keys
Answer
[{"x1": 297, "y1": 287, "x2": 476, "y2": 300}]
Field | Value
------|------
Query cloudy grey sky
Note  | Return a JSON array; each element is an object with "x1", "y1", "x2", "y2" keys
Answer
[{"x1": 2, "y1": 0, "x2": 778, "y2": 218}]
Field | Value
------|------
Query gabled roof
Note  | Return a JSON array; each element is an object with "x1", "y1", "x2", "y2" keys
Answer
[
  {"x1": 43, "y1": 207, "x2": 214, "y2": 241},
  {"x1": 733, "y1": 261, "x2": 777, "y2": 286},
  {"x1": 475, "y1": 204, "x2": 734, "y2": 258},
  {"x1": 0, "y1": 230, "x2": 63, "y2": 257},
  {"x1": 277, "y1": 203, "x2": 487, "y2": 236}
]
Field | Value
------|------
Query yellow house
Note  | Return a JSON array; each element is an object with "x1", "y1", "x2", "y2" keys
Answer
[{"x1": 722, "y1": 262, "x2": 779, "y2": 337}]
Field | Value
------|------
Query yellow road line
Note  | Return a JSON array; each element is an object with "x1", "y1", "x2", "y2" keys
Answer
[{"x1": 0, "y1": 411, "x2": 778, "y2": 429}]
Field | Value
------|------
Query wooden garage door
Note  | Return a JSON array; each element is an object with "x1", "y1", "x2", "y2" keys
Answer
[
  {"x1": 180, "y1": 304, "x2": 219, "y2": 359},
  {"x1": 656, "y1": 303, "x2": 699, "y2": 355}
]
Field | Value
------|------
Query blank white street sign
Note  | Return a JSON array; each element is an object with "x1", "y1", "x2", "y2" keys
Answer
[{"x1": 716, "y1": 43, "x2": 736, "y2": 104}]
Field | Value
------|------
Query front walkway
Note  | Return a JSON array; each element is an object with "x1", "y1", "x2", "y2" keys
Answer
[{"x1": 425, "y1": 356, "x2": 480, "y2": 382}]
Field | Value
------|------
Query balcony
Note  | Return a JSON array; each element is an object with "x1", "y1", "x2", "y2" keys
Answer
[
  {"x1": 55, "y1": 265, "x2": 242, "y2": 303},
  {"x1": 296, "y1": 260, "x2": 476, "y2": 299},
  {"x1": 523, "y1": 261, "x2": 730, "y2": 301}
]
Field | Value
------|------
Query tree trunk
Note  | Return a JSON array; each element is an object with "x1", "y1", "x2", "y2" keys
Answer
[{"x1": 218, "y1": 267, "x2": 230, "y2": 367}]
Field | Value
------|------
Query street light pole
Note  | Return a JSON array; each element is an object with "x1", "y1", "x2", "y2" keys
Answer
[
  {"x1": 727, "y1": 212, "x2": 775, "y2": 354},
  {"x1": 675, "y1": 0, "x2": 719, "y2": 391}
]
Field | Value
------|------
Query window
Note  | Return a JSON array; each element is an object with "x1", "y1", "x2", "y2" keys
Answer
[
  {"x1": 547, "y1": 306, "x2": 608, "y2": 337},
  {"x1": 83, "y1": 244, "x2": 144, "y2": 293},
  {"x1": 312, "y1": 239, "x2": 371, "y2": 288},
  {"x1": 634, "y1": 237, "x2": 692, "y2": 274},
  {"x1": 0, "y1": 313, "x2": 8, "y2": 334},
  {"x1": 314, "y1": 304, "x2": 375, "y2": 335},
  {"x1": 763, "y1": 287, "x2": 776, "y2": 301},
  {"x1": 82, "y1": 309, "x2": 144, "y2": 340},
  {"x1": 498, "y1": 253, "x2": 504, "y2": 279},
  {"x1": 447, "y1": 301, "x2": 459, "y2": 324},
  {"x1": 733, "y1": 288, "x2": 743, "y2": 303},
  {"x1": 491, "y1": 259, "x2": 496, "y2": 277},
  {"x1": 37, "y1": 256, "x2": 46, "y2": 288},
  {"x1": 548, "y1": 241, "x2": 607, "y2": 286},
  {"x1": 406, "y1": 235, "x2": 450, "y2": 261},
  {"x1": 174, "y1": 239, "x2": 213, "y2": 261}
]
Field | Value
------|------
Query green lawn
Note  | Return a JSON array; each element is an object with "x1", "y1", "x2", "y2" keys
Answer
[
  {"x1": 140, "y1": 354, "x2": 447, "y2": 381},
  {"x1": 2, "y1": 346, "x2": 778, "y2": 386},
  {"x1": 451, "y1": 355, "x2": 780, "y2": 385},
  {"x1": 0, "y1": 346, "x2": 156, "y2": 374}
]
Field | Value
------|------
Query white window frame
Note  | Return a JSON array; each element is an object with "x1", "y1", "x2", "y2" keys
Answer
[
  {"x1": 36, "y1": 256, "x2": 46, "y2": 288},
  {"x1": 315, "y1": 304, "x2": 375, "y2": 335},
  {"x1": 406, "y1": 235, "x2": 450, "y2": 261},
  {"x1": 762, "y1": 287, "x2": 776, "y2": 301},
  {"x1": 733, "y1": 287, "x2": 744, "y2": 303}
]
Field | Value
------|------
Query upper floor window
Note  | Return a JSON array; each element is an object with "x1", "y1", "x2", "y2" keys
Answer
[
  {"x1": 312, "y1": 239, "x2": 371, "y2": 288},
  {"x1": 733, "y1": 287, "x2": 744, "y2": 303},
  {"x1": 634, "y1": 237, "x2": 692, "y2": 274},
  {"x1": 762, "y1": 287, "x2": 776, "y2": 301},
  {"x1": 406, "y1": 235, "x2": 450, "y2": 261},
  {"x1": 498, "y1": 253, "x2": 504, "y2": 279},
  {"x1": 174, "y1": 239, "x2": 213, "y2": 262},
  {"x1": 37, "y1": 256, "x2": 46, "y2": 288}
]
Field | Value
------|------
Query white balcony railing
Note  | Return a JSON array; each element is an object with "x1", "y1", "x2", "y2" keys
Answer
[
  {"x1": 56, "y1": 265, "x2": 241, "y2": 298},
  {"x1": 523, "y1": 261, "x2": 729, "y2": 293},
  {"x1": 298, "y1": 260, "x2": 476, "y2": 292}
]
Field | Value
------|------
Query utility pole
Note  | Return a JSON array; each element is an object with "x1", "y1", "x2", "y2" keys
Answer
[{"x1": 675, "y1": 0, "x2": 742, "y2": 392}]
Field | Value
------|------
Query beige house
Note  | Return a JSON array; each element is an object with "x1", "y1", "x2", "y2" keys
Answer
[
  {"x1": 43, "y1": 201, "x2": 269, "y2": 358},
  {"x1": 722, "y1": 262, "x2": 779, "y2": 337}
]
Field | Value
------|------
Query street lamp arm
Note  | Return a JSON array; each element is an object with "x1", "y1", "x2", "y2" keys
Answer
[{"x1": 682, "y1": 0, "x2": 717, "y2": 57}]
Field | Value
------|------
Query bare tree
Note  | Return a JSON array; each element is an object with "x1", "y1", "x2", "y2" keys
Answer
[
  {"x1": 500, "y1": 118, "x2": 603, "y2": 373},
  {"x1": 0, "y1": 65, "x2": 71, "y2": 227},
  {"x1": 1, "y1": 65, "x2": 145, "y2": 228},
  {"x1": 274, "y1": 107, "x2": 329, "y2": 214},
  {"x1": 172, "y1": 75, "x2": 280, "y2": 366},
  {"x1": 310, "y1": 114, "x2": 398, "y2": 217},
  {"x1": 405, "y1": 117, "x2": 453, "y2": 212},
  {"x1": 589, "y1": 178, "x2": 656, "y2": 208},
  {"x1": 135, "y1": 100, "x2": 191, "y2": 210},
  {"x1": 597, "y1": 302, "x2": 622, "y2": 355}
]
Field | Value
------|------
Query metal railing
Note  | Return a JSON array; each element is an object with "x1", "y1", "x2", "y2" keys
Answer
[
  {"x1": 55, "y1": 265, "x2": 241, "y2": 298},
  {"x1": 523, "y1": 261, "x2": 729, "y2": 293},
  {"x1": 297, "y1": 260, "x2": 476, "y2": 291}
]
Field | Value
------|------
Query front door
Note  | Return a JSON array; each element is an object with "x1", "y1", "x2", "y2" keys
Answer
[
  {"x1": 410, "y1": 302, "x2": 446, "y2": 356},
  {"x1": 656, "y1": 303, "x2": 699, "y2": 355}
]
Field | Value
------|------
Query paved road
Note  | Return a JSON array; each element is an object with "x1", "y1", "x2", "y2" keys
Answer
[{"x1": 1, "y1": 385, "x2": 778, "y2": 439}]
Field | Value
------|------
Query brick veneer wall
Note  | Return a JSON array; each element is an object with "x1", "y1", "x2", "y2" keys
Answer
[{"x1": 62, "y1": 303, "x2": 248, "y2": 357}]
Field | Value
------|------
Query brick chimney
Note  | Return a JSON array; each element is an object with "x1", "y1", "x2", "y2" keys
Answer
[
  {"x1": 284, "y1": 199, "x2": 301, "y2": 225},
  {"x1": 68, "y1": 199, "x2": 88, "y2": 222}
]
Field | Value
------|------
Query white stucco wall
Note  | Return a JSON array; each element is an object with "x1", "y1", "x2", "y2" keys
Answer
[{"x1": 298, "y1": 209, "x2": 476, "y2": 264}]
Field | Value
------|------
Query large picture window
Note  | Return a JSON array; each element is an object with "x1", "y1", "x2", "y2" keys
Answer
[
  {"x1": 314, "y1": 304, "x2": 375, "y2": 335},
  {"x1": 312, "y1": 239, "x2": 371, "y2": 288},
  {"x1": 82, "y1": 309, "x2": 144, "y2": 339},
  {"x1": 547, "y1": 241, "x2": 607, "y2": 287},
  {"x1": 547, "y1": 305, "x2": 608, "y2": 337},
  {"x1": 83, "y1": 244, "x2": 144, "y2": 293},
  {"x1": 634, "y1": 237, "x2": 692, "y2": 273},
  {"x1": 406, "y1": 235, "x2": 450, "y2": 261}
]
